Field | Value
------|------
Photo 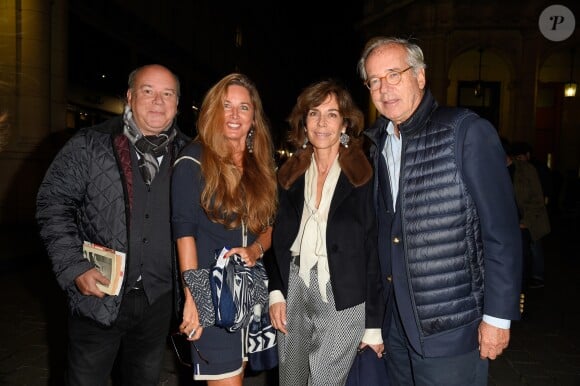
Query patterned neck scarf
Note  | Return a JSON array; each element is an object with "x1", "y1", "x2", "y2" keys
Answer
[{"x1": 123, "y1": 105, "x2": 176, "y2": 185}]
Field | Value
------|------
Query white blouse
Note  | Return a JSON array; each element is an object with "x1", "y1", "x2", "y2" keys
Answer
[{"x1": 290, "y1": 153, "x2": 341, "y2": 302}]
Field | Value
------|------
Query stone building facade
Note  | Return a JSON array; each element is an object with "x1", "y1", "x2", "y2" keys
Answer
[{"x1": 356, "y1": 0, "x2": 579, "y2": 180}]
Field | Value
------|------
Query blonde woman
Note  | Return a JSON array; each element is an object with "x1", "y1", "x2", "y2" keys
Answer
[{"x1": 171, "y1": 73, "x2": 277, "y2": 385}]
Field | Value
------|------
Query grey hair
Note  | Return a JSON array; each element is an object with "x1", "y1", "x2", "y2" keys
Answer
[
  {"x1": 127, "y1": 64, "x2": 181, "y2": 97},
  {"x1": 357, "y1": 37, "x2": 427, "y2": 82}
]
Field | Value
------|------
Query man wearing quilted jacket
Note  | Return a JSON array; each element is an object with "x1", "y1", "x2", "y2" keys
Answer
[{"x1": 36, "y1": 64, "x2": 189, "y2": 386}]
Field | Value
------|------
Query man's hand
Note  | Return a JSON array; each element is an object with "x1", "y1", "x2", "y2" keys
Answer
[
  {"x1": 74, "y1": 268, "x2": 109, "y2": 298},
  {"x1": 478, "y1": 320, "x2": 510, "y2": 360},
  {"x1": 358, "y1": 343, "x2": 386, "y2": 358}
]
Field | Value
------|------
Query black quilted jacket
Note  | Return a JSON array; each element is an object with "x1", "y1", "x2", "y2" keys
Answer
[{"x1": 36, "y1": 116, "x2": 189, "y2": 326}]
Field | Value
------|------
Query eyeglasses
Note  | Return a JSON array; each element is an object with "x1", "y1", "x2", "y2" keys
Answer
[
  {"x1": 169, "y1": 332, "x2": 210, "y2": 367},
  {"x1": 364, "y1": 66, "x2": 413, "y2": 90}
]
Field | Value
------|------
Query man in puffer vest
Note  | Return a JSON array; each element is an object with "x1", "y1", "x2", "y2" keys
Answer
[
  {"x1": 359, "y1": 37, "x2": 522, "y2": 385},
  {"x1": 36, "y1": 64, "x2": 189, "y2": 386}
]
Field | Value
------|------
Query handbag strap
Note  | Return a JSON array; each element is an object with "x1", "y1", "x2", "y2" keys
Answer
[{"x1": 242, "y1": 221, "x2": 247, "y2": 248}]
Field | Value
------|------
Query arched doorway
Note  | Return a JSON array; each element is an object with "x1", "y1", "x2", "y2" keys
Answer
[{"x1": 447, "y1": 48, "x2": 512, "y2": 134}]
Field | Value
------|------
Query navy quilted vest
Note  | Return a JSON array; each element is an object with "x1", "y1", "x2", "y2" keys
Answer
[{"x1": 400, "y1": 107, "x2": 485, "y2": 335}]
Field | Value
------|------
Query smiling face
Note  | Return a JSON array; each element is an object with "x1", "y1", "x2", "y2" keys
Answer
[
  {"x1": 305, "y1": 94, "x2": 346, "y2": 153},
  {"x1": 365, "y1": 43, "x2": 425, "y2": 126},
  {"x1": 126, "y1": 65, "x2": 179, "y2": 136},
  {"x1": 222, "y1": 84, "x2": 254, "y2": 149}
]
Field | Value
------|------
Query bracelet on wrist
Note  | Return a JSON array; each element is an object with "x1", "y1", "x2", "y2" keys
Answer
[{"x1": 254, "y1": 240, "x2": 265, "y2": 258}]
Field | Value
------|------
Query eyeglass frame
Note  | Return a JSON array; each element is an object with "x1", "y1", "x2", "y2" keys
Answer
[
  {"x1": 364, "y1": 66, "x2": 413, "y2": 90},
  {"x1": 169, "y1": 332, "x2": 210, "y2": 367}
]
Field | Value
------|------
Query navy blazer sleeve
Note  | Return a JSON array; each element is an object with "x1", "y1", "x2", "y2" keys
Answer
[{"x1": 459, "y1": 116, "x2": 522, "y2": 321}]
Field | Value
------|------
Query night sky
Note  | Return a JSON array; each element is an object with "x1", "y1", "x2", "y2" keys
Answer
[{"x1": 68, "y1": 1, "x2": 368, "y2": 144}]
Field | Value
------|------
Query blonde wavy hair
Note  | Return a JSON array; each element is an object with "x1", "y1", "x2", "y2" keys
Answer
[{"x1": 195, "y1": 73, "x2": 277, "y2": 234}]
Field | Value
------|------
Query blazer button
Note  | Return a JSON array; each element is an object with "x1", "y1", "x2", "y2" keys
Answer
[
  {"x1": 393, "y1": 237, "x2": 400, "y2": 244},
  {"x1": 386, "y1": 275, "x2": 392, "y2": 282}
]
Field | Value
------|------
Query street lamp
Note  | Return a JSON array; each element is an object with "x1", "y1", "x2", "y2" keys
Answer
[
  {"x1": 564, "y1": 82, "x2": 577, "y2": 97},
  {"x1": 564, "y1": 49, "x2": 576, "y2": 98},
  {"x1": 474, "y1": 48, "x2": 483, "y2": 97}
]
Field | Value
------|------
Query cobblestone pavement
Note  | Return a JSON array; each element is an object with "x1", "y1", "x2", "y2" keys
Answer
[{"x1": 0, "y1": 213, "x2": 578, "y2": 385}]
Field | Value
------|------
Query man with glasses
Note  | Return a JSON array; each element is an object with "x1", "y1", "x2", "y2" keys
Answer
[
  {"x1": 358, "y1": 37, "x2": 522, "y2": 385},
  {"x1": 36, "y1": 64, "x2": 189, "y2": 386}
]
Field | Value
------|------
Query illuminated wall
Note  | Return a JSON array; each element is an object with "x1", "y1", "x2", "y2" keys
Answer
[{"x1": 0, "y1": 0, "x2": 67, "y2": 225}]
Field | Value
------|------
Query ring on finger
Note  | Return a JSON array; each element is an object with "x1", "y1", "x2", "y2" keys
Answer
[{"x1": 188, "y1": 328, "x2": 196, "y2": 338}]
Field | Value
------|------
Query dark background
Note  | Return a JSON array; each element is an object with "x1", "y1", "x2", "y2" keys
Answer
[{"x1": 68, "y1": 1, "x2": 367, "y2": 144}]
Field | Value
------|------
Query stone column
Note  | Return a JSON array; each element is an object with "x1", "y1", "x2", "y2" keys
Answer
[{"x1": 0, "y1": 0, "x2": 68, "y2": 225}]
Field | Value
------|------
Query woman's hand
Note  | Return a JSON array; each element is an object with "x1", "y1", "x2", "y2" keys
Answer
[
  {"x1": 226, "y1": 244, "x2": 262, "y2": 267},
  {"x1": 175, "y1": 236, "x2": 203, "y2": 340},
  {"x1": 179, "y1": 292, "x2": 203, "y2": 341},
  {"x1": 269, "y1": 302, "x2": 288, "y2": 334},
  {"x1": 226, "y1": 227, "x2": 271, "y2": 267}
]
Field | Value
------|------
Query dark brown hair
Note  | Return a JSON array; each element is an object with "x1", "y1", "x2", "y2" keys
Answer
[{"x1": 287, "y1": 79, "x2": 364, "y2": 151}]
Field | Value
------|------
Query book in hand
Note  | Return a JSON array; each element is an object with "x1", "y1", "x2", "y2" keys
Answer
[{"x1": 82, "y1": 241, "x2": 126, "y2": 296}]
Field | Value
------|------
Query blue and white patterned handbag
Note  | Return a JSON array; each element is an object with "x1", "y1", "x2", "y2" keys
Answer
[
  {"x1": 247, "y1": 303, "x2": 278, "y2": 371},
  {"x1": 210, "y1": 247, "x2": 269, "y2": 332}
]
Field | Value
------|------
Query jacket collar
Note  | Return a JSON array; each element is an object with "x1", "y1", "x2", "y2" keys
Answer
[
  {"x1": 398, "y1": 89, "x2": 438, "y2": 137},
  {"x1": 364, "y1": 115, "x2": 388, "y2": 148},
  {"x1": 278, "y1": 144, "x2": 372, "y2": 190},
  {"x1": 364, "y1": 89, "x2": 438, "y2": 144}
]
